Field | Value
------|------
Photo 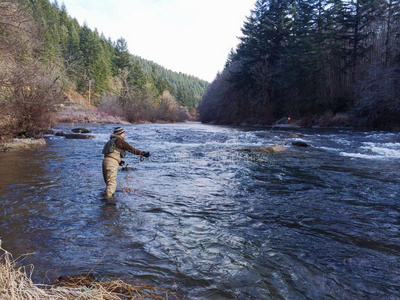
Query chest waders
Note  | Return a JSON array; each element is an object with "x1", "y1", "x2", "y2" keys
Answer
[{"x1": 102, "y1": 137, "x2": 125, "y2": 199}]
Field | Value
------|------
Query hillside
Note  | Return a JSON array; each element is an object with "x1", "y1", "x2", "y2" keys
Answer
[
  {"x1": 133, "y1": 56, "x2": 209, "y2": 109},
  {"x1": 28, "y1": 0, "x2": 208, "y2": 108},
  {"x1": 0, "y1": 0, "x2": 208, "y2": 138}
]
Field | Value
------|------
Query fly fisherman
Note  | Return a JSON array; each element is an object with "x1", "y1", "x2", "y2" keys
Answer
[{"x1": 102, "y1": 127, "x2": 150, "y2": 202}]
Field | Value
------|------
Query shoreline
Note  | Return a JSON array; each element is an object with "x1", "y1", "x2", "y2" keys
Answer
[
  {"x1": 205, "y1": 122, "x2": 400, "y2": 133},
  {"x1": 1, "y1": 116, "x2": 398, "y2": 153},
  {"x1": 56, "y1": 106, "x2": 197, "y2": 125}
]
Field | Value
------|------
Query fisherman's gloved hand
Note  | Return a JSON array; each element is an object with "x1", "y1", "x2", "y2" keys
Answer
[
  {"x1": 142, "y1": 152, "x2": 150, "y2": 158},
  {"x1": 119, "y1": 160, "x2": 125, "y2": 166}
]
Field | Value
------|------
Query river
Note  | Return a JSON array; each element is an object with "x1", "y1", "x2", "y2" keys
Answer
[{"x1": 0, "y1": 123, "x2": 399, "y2": 299}]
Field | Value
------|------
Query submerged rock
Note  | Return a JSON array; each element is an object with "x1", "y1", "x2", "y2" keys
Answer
[
  {"x1": 71, "y1": 127, "x2": 92, "y2": 133},
  {"x1": 241, "y1": 144, "x2": 288, "y2": 154},
  {"x1": 292, "y1": 140, "x2": 309, "y2": 147}
]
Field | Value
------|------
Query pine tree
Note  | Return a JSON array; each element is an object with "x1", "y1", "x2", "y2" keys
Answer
[
  {"x1": 113, "y1": 38, "x2": 132, "y2": 73},
  {"x1": 78, "y1": 25, "x2": 111, "y2": 94}
]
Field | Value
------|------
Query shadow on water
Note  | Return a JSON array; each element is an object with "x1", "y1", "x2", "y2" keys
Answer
[{"x1": 0, "y1": 123, "x2": 399, "y2": 299}]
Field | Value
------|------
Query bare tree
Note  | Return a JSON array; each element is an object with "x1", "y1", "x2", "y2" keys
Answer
[
  {"x1": 1, "y1": 63, "x2": 63, "y2": 137},
  {"x1": 354, "y1": 63, "x2": 400, "y2": 128},
  {"x1": 0, "y1": 0, "x2": 39, "y2": 61},
  {"x1": 0, "y1": 0, "x2": 63, "y2": 138}
]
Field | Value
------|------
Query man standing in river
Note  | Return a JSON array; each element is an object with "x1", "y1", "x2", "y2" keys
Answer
[{"x1": 102, "y1": 127, "x2": 150, "y2": 203}]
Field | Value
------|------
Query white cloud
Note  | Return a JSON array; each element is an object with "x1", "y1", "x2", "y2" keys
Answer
[{"x1": 61, "y1": 0, "x2": 255, "y2": 81}]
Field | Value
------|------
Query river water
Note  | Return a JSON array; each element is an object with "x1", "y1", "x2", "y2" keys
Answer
[{"x1": 0, "y1": 123, "x2": 399, "y2": 299}]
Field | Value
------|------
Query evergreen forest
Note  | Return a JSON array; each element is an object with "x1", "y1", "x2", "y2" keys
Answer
[{"x1": 199, "y1": 0, "x2": 400, "y2": 129}]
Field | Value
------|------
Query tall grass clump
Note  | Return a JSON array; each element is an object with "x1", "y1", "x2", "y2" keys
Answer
[{"x1": 0, "y1": 243, "x2": 181, "y2": 299}]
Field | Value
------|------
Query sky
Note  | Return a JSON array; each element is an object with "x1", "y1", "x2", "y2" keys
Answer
[{"x1": 59, "y1": 0, "x2": 255, "y2": 82}]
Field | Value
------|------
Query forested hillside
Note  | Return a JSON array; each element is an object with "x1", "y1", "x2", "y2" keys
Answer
[
  {"x1": 199, "y1": 0, "x2": 400, "y2": 129},
  {"x1": 30, "y1": 0, "x2": 207, "y2": 107},
  {"x1": 0, "y1": 0, "x2": 208, "y2": 139},
  {"x1": 133, "y1": 56, "x2": 209, "y2": 109}
]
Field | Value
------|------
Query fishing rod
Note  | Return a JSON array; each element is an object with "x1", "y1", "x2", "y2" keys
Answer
[
  {"x1": 120, "y1": 154, "x2": 147, "y2": 171},
  {"x1": 265, "y1": 116, "x2": 291, "y2": 136}
]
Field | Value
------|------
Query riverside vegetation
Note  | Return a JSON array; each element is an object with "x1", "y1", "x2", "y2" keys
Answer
[
  {"x1": 0, "y1": 0, "x2": 208, "y2": 142},
  {"x1": 199, "y1": 0, "x2": 400, "y2": 129},
  {"x1": 0, "y1": 243, "x2": 181, "y2": 299}
]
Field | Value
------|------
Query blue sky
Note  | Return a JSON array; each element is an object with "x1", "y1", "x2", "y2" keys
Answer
[{"x1": 59, "y1": 0, "x2": 255, "y2": 82}]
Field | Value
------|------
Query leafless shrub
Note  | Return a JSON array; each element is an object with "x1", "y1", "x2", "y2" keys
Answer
[
  {"x1": 354, "y1": 63, "x2": 400, "y2": 128},
  {"x1": 318, "y1": 112, "x2": 351, "y2": 127},
  {"x1": 0, "y1": 0, "x2": 62, "y2": 138},
  {"x1": 0, "y1": 63, "x2": 63, "y2": 138},
  {"x1": 0, "y1": 0, "x2": 39, "y2": 63},
  {"x1": 155, "y1": 91, "x2": 189, "y2": 122},
  {"x1": 123, "y1": 92, "x2": 155, "y2": 122},
  {"x1": 99, "y1": 90, "x2": 189, "y2": 123},
  {"x1": 98, "y1": 93, "x2": 124, "y2": 117}
]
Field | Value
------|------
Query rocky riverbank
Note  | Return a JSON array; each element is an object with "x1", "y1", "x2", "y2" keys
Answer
[{"x1": 0, "y1": 138, "x2": 47, "y2": 152}]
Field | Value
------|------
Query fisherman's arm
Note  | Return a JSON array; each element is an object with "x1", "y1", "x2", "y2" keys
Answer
[{"x1": 116, "y1": 139, "x2": 149, "y2": 156}]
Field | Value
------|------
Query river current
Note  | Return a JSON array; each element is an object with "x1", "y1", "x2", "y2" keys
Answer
[{"x1": 0, "y1": 123, "x2": 399, "y2": 299}]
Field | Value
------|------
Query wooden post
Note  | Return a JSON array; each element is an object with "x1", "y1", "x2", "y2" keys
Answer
[{"x1": 88, "y1": 79, "x2": 92, "y2": 106}]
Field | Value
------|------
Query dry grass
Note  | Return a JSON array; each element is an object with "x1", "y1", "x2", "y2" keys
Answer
[{"x1": 0, "y1": 244, "x2": 182, "y2": 299}]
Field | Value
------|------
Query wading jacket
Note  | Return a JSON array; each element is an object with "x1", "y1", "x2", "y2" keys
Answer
[{"x1": 102, "y1": 134, "x2": 144, "y2": 163}]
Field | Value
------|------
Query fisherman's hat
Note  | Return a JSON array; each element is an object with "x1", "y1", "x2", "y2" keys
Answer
[{"x1": 113, "y1": 127, "x2": 125, "y2": 135}]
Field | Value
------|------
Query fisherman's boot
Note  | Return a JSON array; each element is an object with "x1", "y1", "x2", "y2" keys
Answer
[
  {"x1": 103, "y1": 189, "x2": 116, "y2": 204},
  {"x1": 106, "y1": 195, "x2": 117, "y2": 205}
]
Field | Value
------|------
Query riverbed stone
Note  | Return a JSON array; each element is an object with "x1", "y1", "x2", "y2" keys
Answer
[
  {"x1": 292, "y1": 140, "x2": 309, "y2": 147},
  {"x1": 71, "y1": 127, "x2": 92, "y2": 133},
  {"x1": 64, "y1": 133, "x2": 94, "y2": 139},
  {"x1": 55, "y1": 132, "x2": 94, "y2": 139}
]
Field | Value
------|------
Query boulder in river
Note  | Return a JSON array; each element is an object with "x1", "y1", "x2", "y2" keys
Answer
[
  {"x1": 71, "y1": 128, "x2": 92, "y2": 134},
  {"x1": 292, "y1": 140, "x2": 309, "y2": 147},
  {"x1": 241, "y1": 144, "x2": 288, "y2": 154},
  {"x1": 64, "y1": 133, "x2": 94, "y2": 139},
  {"x1": 55, "y1": 132, "x2": 94, "y2": 139}
]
